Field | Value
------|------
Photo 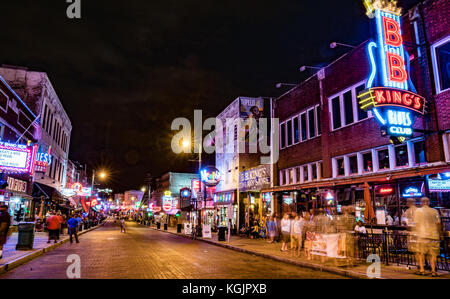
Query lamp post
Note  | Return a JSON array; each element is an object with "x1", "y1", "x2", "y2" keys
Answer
[{"x1": 89, "y1": 169, "x2": 106, "y2": 220}]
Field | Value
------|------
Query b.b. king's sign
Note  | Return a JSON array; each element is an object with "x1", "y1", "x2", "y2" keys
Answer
[
  {"x1": 239, "y1": 164, "x2": 270, "y2": 192},
  {"x1": 358, "y1": 0, "x2": 426, "y2": 140}
]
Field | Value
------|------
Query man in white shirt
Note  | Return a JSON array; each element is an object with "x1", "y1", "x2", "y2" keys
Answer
[{"x1": 280, "y1": 213, "x2": 291, "y2": 252}]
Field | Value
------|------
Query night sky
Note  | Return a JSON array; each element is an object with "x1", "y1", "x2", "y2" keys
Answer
[{"x1": 0, "y1": 0, "x2": 421, "y2": 192}]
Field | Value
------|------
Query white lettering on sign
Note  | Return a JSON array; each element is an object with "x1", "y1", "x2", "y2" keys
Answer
[{"x1": 6, "y1": 177, "x2": 27, "y2": 193}]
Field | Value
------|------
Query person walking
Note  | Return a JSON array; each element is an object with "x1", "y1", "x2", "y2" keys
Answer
[
  {"x1": 414, "y1": 197, "x2": 442, "y2": 277},
  {"x1": 0, "y1": 204, "x2": 11, "y2": 260},
  {"x1": 46, "y1": 211, "x2": 62, "y2": 243},
  {"x1": 266, "y1": 216, "x2": 276, "y2": 243},
  {"x1": 292, "y1": 214, "x2": 305, "y2": 257},
  {"x1": 303, "y1": 212, "x2": 315, "y2": 260},
  {"x1": 67, "y1": 214, "x2": 81, "y2": 244},
  {"x1": 55, "y1": 211, "x2": 64, "y2": 240},
  {"x1": 120, "y1": 217, "x2": 126, "y2": 233},
  {"x1": 280, "y1": 213, "x2": 291, "y2": 252}
]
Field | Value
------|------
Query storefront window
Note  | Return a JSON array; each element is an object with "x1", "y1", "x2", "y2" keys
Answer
[
  {"x1": 414, "y1": 140, "x2": 426, "y2": 164},
  {"x1": 395, "y1": 144, "x2": 408, "y2": 167},
  {"x1": 377, "y1": 148, "x2": 390, "y2": 169},
  {"x1": 375, "y1": 184, "x2": 398, "y2": 225},
  {"x1": 349, "y1": 155, "x2": 358, "y2": 174},
  {"x1": 337, "y1": 158, "x2": 345, "y2": 176},
  {"x1": 362, "y1": 152, "x2": 373, "y2": 172}
]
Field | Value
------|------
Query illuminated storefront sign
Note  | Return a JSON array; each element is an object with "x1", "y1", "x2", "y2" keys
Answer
[
  {"x1": 358, "y1": 0, "x2": 426, "y2": 139},
  {"x1": 0, "y1": 142, "x2": 38, "y2": 174},
  {"x1": 213, "y1": 192, "x2": 234, "y2": 205},
  {"x1": 6, "y1": 177, "x2": 27, "y2": 193},
  {"x1": 180, "y1": 187, "x2": 191, "y2": 199},
  {"x1": 283, "y1": 195, "x2": 293, "y2": 205},
  {"x1": 163, "y1": 190, "x2": 173, "y2": 212},
  {"x1": 34, "y1": 145, "x2": 52, "y2": 173},
  {"x1": 401, "y1": 186, "x2": 423, "y2": 197},
  {"x1": 376, "y1": 185, "x2": 394, "y2": 195},
  {"x1": 238, "y1": 165, "x2": 271, "y2": 191},
  {"x1": 428, "y1": 172, "x2": 450, "y2": 192},
  {"x1": 200, "y1": 166, "x2": 221, "y2": 187}
]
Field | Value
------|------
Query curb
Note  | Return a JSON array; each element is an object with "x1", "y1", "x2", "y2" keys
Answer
[
  {"x1": 0, "y1": 222, "x2": 105, "y2": 275},
  {"x1": 143, "y1": 224, "x2": 369, "y2": 279}
]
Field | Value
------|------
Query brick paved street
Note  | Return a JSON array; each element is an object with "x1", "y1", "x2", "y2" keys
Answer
[{"x1": 0, "y1": 220, "x2": 346, "y2": 279}]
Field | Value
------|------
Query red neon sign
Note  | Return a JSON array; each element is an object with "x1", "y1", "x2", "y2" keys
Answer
[
  {"x1": 382, "y1": 16, "x2": 402, "y2": 47},
  {"x1": 371, "y1": 87, "x2": 425, "y2": 114},
  {"x1": 386, "y1": 52, "x2": 407, "y2": 83},
  {"x1": 378, "y1": 186, "x2": 394, "y2": 195}
]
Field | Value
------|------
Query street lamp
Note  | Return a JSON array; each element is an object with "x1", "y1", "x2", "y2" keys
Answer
[
  {"x1": 299, "y1": 65, "x2": 322, "y2": 72},
  {"x1": 89, "y1": 169, "x2": 107, "y2": 219},
  {"x1": 330, "y1": 42, "x2": 356, "y2": 49},
  {"x1": 275, "y1": 83, "x2": 298, "y2": 88}
]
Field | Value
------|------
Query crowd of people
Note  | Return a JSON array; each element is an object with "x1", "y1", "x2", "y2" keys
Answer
[{"x1": 239, "y1": 196, "x2": 444, "y2": 276}]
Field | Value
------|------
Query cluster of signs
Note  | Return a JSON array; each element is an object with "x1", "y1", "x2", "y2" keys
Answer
[{"x1": 358, "y1": 0, "x2": 426, "y2": 142}]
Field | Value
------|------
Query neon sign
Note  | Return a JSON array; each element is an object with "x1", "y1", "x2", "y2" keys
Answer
[
  {"x1": 34, "y1": 145, "x2": 52, "y2": 173},
  {"x1": 402, "y1": 187, "x2": 422, "y2": 198},
  {"x1": 0, "y1": 142, "x2": 37, "y2": 174},
  {"x1": 162, "y1": 190, "x2": 173, "y2": 212},
  {"x1": 358, "y1": 0, "x2": 426, "y2": 139},
  {"x1": 200, "y1": 166, "x2": 221, "y2": 187}
]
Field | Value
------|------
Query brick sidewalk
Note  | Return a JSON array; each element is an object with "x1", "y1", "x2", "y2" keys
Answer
[
  {"x1": 0, "y1": 222, "x2": 104, "y2": 274},
  {"x1": 145, "y1": 223, "x2": 450, "y2": 279}
]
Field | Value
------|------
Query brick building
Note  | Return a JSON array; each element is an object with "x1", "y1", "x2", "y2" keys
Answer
[{"x1": 265, "y1": 0, "x2": 450, "y2": 226}]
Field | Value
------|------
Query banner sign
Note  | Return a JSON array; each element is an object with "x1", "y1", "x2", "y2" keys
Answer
[
  {"x1": 184, "y1": 223, "x2": 192, "y2": 235},
  {"x1": 6, "y1": 177, "x2": 27, "y2": 193},
  {"x1": 202, "y1": 224, "x2": 212, "y2": 239},
  {"x1": 238, "y1": 164, "x2": 270, "y2": 191}
]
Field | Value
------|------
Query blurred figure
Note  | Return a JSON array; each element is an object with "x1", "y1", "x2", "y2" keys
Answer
[
  {"x1": 303, "y1": 212, "x2": 315, "y2": 260},
  {"x1": 292, "y1": 214, "x2": 305, "y2": 257},
  {"x1": 67, "y1": 214, "x2": 81, "y2": 244},
  {"x1": 46, "y1": 211, "x2": 62, "y2": 244},
  {"x1": 250, "y1": 221, "x2": 259, "y2": 239},
  {"x1": 314, "y1": 209, "x2": 331, "y2": 264},
  {"x1": 266, "y1": 216, "x2": 276, "y2": 243},
  {"x1": 342, "y1": 206, "x2": 357, "y2": 266},
  {"x1": 414, "y1": 197, "x2": 442, "y2": 277},
  {"x1": 280, "y1": 213, "x2": 291, "y2": 252},
  {"x1": 0, "y1": 203, "x2": 11, "y2": 260},
  {"x1": 120, "y1": 217, "x2": 126, "y2": 233},
  {"x1": 404, "y1": 198, "x2": 418, "y2": 256},
  {"x1": 290, "y1": 212, "x2": 297, "y2": 249}
]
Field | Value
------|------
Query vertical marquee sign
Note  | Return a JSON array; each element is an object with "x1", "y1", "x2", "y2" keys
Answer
[{"x1": 358, "y1": 0, "x2": 426, "y2": 141}]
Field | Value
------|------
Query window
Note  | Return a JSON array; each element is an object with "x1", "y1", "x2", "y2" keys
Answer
[
  {"x1": 377, "y1": 149, "x2": 390, "y2": 170},
  {"x1": 42, "y1": 104, "x2": 48, "y2": 130},
  {"x1": 303, "y1": 165, "x2": 309, "y2": 182},
  {"x1": 413, "y1": 140, "x2": 426, "y2": 164},
  {"x1": 296, "y1": 167, "x2": 301, "y2": 183},
  {"x1": 331, "y1": 97, "x2": 341, "y2": 130},
  {"x1": 362, "y1": 152, "x2": 373, "y2": 172},
  {"x1": 287, "y1": 120, "x2": 292, "y2": 146},
  {"x1": 349, "y1": 155, "x2": 358, "y2": 174},
  {"x1": 280, "y1": 123, "x2": 286, "y2": 148},
  {"x1": 355, "y1": 84, "x2": 368, "y2": 120},
  {"x1": 329, "y1": 81, "x2": 368, "y2": 130},
  {"x1": 308, "y1": 109, "x2": 316, "y2": 138},
  {"x1": 431, "y1": 36, "x2": 450, "y2": 93},
  {"x1": 289, "y1": 169, "x2": 294, "y2": 184},
  {"x1": 395, "y1": 144, "x2": 408, "y2": 167},
  {"x1": 301, "y1": 113, "x2": 307, "y2": 141},
  {"x1": 337, "y1": 158, "x2": 345, "y2": 176},
  {"x1": 279, "y1": 171, "x2": 284, "y2": 185},
  {"x1": 312, "y1": 163, "x2": 317, "y2": 180},
  {"x1": 293, "y1": 117, "x2": 299, "y2": 143},
  {"x1": 316, "y1": 106, "x2": 321, "y2": 135},
  {"x1": 343, "y1": 90, "x2": 354, "y2": 125}
]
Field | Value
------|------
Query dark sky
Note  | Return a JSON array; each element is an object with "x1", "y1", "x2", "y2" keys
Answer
[{"x1": 0, "y1": 0, "x2": 421, "y2": 192}]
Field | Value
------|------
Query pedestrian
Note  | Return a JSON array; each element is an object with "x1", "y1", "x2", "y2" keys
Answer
[
  {"x1": 292, "y1": 214, "x2": 305, "y2": 256},
  {"x1": 414, "y1": 197, "x2": 442, "y2": 277},
  {"x1": 67, "y1": 214, "x2": 80, "y2": 244},
  {"x1": 280, "y1": 213, "x2": 291, "y2": 252},
  {"x1": 250, "y1": 221, "x2": 259, "y2": 239},
  {"x1": 404, "y1": 198, "x2": 418, "y2": 256},
  {"x1": 55, "y1": 211, "x2": 64, "y2": 239},
  {"x1": 0, "y1": 203, "x2": 11, "y2": 260},
  {"x1": 46, "y1": 211, "x2": 62, "y2": 243},
  {"x1": 266, "y1": 216, "x2": 276, "y2": 243},
  {"x1": 120, "y1": 217, "x2": 126, "y2": 233},
  {"x1": 290, "y1": 212, "x2": 297, "y2": 250},
  {"x1": 303, "y1": 212, "x2": 315, "y2": 260}
]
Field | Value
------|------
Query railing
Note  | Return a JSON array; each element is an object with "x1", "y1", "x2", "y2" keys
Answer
[{"x1": 356, "y1": 232, "x2": 450, "y2": 271}]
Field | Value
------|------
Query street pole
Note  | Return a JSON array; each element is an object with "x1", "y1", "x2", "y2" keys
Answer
[
  {"x1": 198, "y1": 142, "x2": 202, "y2": 236},
  {"x1": 89, "y1": 169, "x2": 94, "y2": 220}
]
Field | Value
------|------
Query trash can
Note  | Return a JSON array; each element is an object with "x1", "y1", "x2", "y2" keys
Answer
[
  {"x1": 156, "y1": 222, "x2": 161, "y2": 229},
  {"x1": 177, "y1": 224, "x2": 182, "y2": 233},
  {"x1": 218, "y1": 226, "x2": 227, "y2": 241},
  {"x1": 16, "y1": 222, "x2": 35, "y2": 250},
  {"x1": 164, "y1": 223, "x2": 168, "y2": 230}
]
